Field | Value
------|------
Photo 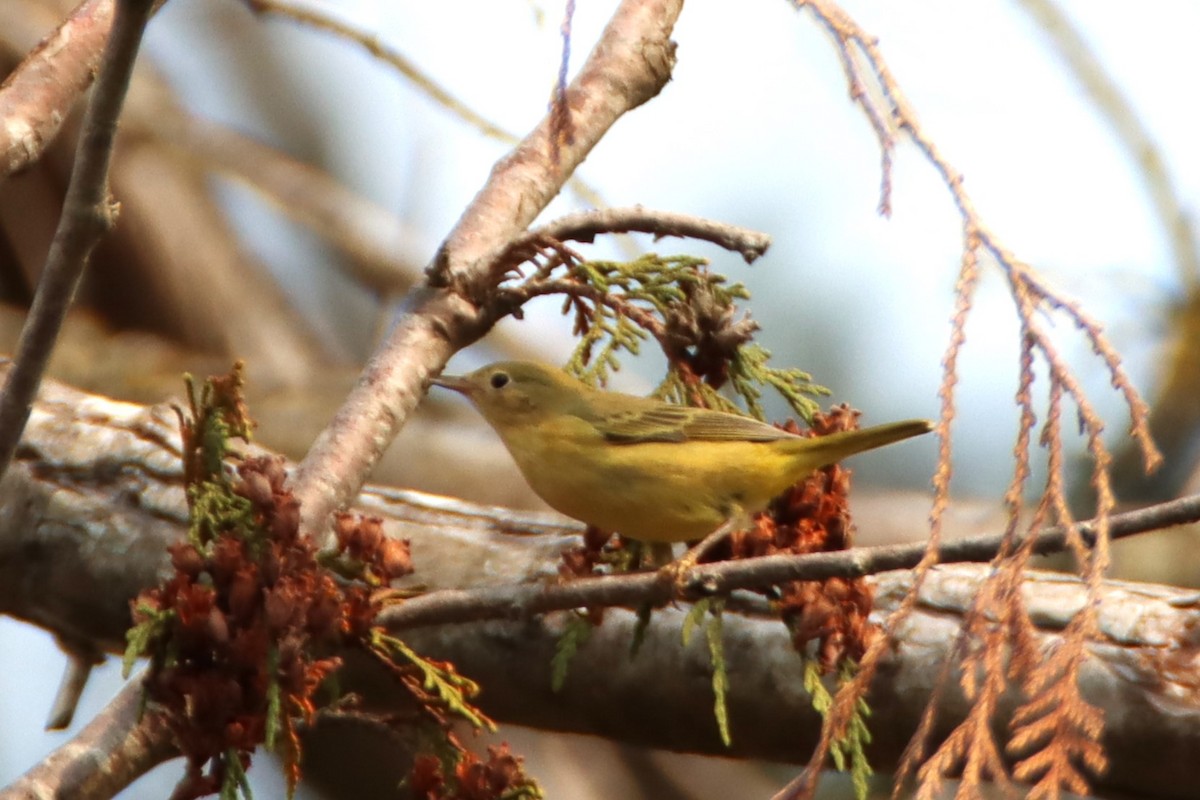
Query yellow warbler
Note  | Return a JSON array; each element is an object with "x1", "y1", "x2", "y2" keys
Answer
[{"x1": 432, "y1": 361, "x2": 931, "y2": 544}]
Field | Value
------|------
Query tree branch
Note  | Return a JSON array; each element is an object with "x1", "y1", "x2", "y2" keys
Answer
[
  {"x1": 2, "y1": 371, "x2": 1200, "y2": 798},
  {"x1": 0, "y1": 679, "x2": 175, "y2": 800},
  {"x1": 0, "y1": 0, "x2": 156, "y2": 483},
  {"x1": 377, "y1": 491, "x2": 1200, "y2": 631},
  {"x1": 528, "y1": 207, "x2": 772, "y2": 264},
  {"x1": 400, "y1": 566, "x2": 1200, "y2": 800},
  {"x1": 0, "y1": 0, "x2": 115, "y2": 179},
  {"x1": 288, "y1": 0, "x2": 685, "y2": 543}
]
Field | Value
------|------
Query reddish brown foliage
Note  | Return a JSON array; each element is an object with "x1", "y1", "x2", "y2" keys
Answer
[
  {"x1": 409, "y1": 744, "x2": 538, "y2": 800},
  {"x1": 132, "y1": 456, "x2": 361, "y2": 797},
  {"x1": 131, "y1": 453, "x2": 416, "y2": 798},
  {"x1": 730, "y1": 406, "x2": 877, "y2": 672},
  {"x1": 334, "y1": 512, "x2": 414, "y2": 586},
  {"x1": 559, "y1": 523, "x2": 613, "y2": 580}
]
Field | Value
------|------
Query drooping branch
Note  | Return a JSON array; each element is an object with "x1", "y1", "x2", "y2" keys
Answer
[
  {"x1": 799, "y1": 0, "x2": 1160, "y2": 475},
  {"x1": 787, "y1": 3, "x2": 1165, "y2": 793}
]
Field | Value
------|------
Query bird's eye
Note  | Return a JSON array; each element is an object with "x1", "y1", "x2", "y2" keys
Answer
[{"x1": 490, "y1": 371, "x2": 510, "y2": 389}]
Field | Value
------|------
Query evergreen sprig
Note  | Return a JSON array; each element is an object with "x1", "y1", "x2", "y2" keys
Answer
[
  {"x1": 550, "y1": 611, "x2": 594, "y2": 692},
  {"x1": 683, "y1": 598, "x2": 731, "y2": 747},
  {"x1": 805, "y1": 660, "x2": 873, "y2": 800},
  {"x1": 376, "y1": 632, "x2": 496, "y2": 733},
  {"x1": 122, "y1": 604, "x2": 174, "y2": 679},
  {"x1": 546, "y1": 254, "x2": 828, "y2": 420}
]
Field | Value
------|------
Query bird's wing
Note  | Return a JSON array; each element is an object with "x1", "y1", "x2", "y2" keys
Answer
[{"x1": 589, "y1": 400, "x2": 795, "y2": 444}]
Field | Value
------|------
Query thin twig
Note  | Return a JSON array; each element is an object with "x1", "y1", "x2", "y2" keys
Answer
[
  {"x1": 0, "y1": 0, "x2": 156, "y2": 480},
  {"x1": 378, "y1": 493, "x2": 1200, "y2": 632},
  {"x1": 805, "y1": 0, "x2": 895, "y2": 215},
  {"x1": 529, "y1": 207, "x2": 771, "y2": 264},
  {"x1": 549, "y1": 0, "x2": 577, "y2": 163},
  {"x1": 496, "y1": 277, "x2": 666, "y2": 345}
]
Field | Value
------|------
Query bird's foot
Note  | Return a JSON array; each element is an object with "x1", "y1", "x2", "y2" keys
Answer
[
  {"x1": 654, "y1": 519, "x2": 738, "y2": 596},
  {"x1": 655, "y1": 552, "x2": 700, "y2": 596}
]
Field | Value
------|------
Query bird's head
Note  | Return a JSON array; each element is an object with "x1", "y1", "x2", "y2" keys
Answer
[{"x1": 431, "y1": 361, "x2": 586, "y2": 430}]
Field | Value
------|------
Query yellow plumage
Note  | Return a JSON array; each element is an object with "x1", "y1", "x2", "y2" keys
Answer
[{"x1": 432, "y1": 361, "x2": 931, "y2": 543}]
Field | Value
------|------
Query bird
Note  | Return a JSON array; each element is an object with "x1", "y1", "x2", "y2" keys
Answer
[{"x1": 430, "y1": 360, "x2": 932, "y2": 546}]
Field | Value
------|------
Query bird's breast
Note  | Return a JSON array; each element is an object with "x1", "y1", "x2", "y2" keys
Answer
[{"x1": 496, "y1": 420, "x2": 801, "y2": 542}]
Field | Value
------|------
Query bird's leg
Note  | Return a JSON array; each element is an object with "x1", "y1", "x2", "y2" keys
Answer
[
  {"x1": 680, "y1": 519, "x2": 739, "y2": 568},
  {"x1": 656, "y1": 514, "x2": 745, "y2": 593}
]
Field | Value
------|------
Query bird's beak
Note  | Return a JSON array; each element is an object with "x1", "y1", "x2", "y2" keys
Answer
[{"x1": 430, "y1": 373, "x2": 472, "y2": 396}]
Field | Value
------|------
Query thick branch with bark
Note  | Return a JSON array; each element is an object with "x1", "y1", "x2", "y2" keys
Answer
[
  {"x1": 402, "y1": 569, "x2": 1200, "y2": 799},
  {"x1": 1, "y1": 372, "x2": 1199, "y2": 798},
  {"x1": 0, "y1": 0, "x2": 115, "y2": 179},
  {"x1": 0, "y1": 681, "x2": 174, "y2": 799}
]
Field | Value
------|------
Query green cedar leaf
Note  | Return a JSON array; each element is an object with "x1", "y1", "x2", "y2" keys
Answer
[{"x1": 551, "y1": 611, "x2": 594, "y2": 692}]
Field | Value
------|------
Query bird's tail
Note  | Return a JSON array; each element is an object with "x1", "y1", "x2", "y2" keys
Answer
[{"x1": 782, "y1": 419, "x2": 933, "y2": 475}]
